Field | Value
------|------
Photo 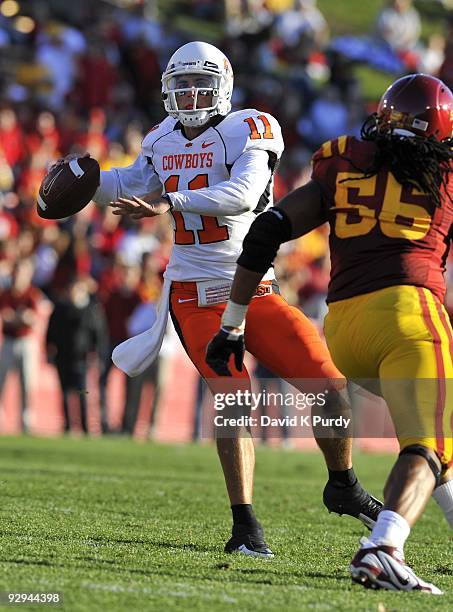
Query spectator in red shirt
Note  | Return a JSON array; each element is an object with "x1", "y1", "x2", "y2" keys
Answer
[
  {"x1": 75, "y1": 41, "x2": 117, "y2": 110},
  {"x1": 99, "y1": 261, "x2": 143, "y2": 434},
  {"x1": 77, "y1": 108, "x2": 109, "y2": 163},
  {"x1": 26, "y1": 111, "x2": 61, "y2": 157},
  {"x1": 0, "y1": 108, "x2": 26, "y2": 170},
  {"x1": 0, "y1": 258, "x2": 41, "y2": 432}
]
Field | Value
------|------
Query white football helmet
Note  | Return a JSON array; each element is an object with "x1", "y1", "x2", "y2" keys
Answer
[{"x1": 162, "y1": 41, "x2": 233, "y2": 127}]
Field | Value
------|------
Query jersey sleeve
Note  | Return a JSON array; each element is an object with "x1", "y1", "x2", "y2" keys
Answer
[
  {"x1": 93, "y1": 153, "x2": 162, "y2": 207},
  {"x1": 141, "y1": 116, "x2": 177, "y2": 153},
  {"x1": 93, "y1": 117, "x2": 179, "y2": 206},
  {"x1": 311, "y1": 141, "x2": 332, "y2": 186},
  {"x1": 168, "y1": 148, "x2": 272, "y2": 216},
  {"x1": 311, "y1": 136, "x2": 350, "y2": 205},
  {"x1": 167, "y1": 110, "x2": 282, "y2": 217},
  {"x1": 219, "y1": 109, "x2": 284, "y2": 165}
]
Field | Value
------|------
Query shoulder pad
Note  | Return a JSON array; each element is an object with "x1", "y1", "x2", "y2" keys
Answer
[
  {"x1": 216, "y1": 109, "x2": 284, "y2": 164},
  {"x1": 312, "y1": 135, "x2": 349, "y2": 163},
  {"x1": 142, "y1": 117, "x2": 178, "y2": 151}
]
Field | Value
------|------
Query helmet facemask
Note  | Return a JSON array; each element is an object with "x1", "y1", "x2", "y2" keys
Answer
[
  {"x1": 162, "y1": 42, "x2": 233, "y2": 128},
  {"x1": 162, "y1": 72, "x2": 222, "y2": 127}
]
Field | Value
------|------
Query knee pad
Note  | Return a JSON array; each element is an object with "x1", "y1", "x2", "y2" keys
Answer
[{"x1": 399, "y1": 444, "x2": 442, "y2": 487}]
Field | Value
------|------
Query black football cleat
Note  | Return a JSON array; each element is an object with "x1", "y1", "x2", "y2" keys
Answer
[
  {"x1": 323, "y1": 481, "x2": 383, "y2": 530},
  {"x1": 224, "y1": 523, "x2": 274, "y2": 558}
]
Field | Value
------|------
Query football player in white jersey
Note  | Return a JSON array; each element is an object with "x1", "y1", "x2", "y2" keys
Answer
[{"x1": 97, "y1": 41, "x2": 381, "y2": 557}]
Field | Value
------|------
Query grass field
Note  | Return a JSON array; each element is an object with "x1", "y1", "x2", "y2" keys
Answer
[{"x1": 0, "y1": 437, "x2": 452, "y2": 611}]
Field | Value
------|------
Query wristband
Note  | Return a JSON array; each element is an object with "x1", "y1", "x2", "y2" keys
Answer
[{"x1": 221, "y1": 300, "x2": 247, "y2": 331}]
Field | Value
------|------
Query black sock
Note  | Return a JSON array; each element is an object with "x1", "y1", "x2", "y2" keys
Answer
[
  {"x1": 328, "y1": 467, "x2": 357, "y2": 488},
  {"x1": 231, "y1": 504, "x2": 259, "y2": 528}
]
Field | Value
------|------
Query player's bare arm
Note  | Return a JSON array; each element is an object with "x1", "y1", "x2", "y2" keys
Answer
[
  {"x1": 229, "y1": 180, "x2": 327, "y2": 307},
  {"x1": 206, "y1": 180, "x2": 327, "y2": 374},
  {"x1": 277, "y1": 179, "x2": 327, "y2": 238}
]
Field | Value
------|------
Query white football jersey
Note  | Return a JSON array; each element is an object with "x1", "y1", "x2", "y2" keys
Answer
[{"x1": 96, "y1": 109, "x2": 284, "y2": 282}]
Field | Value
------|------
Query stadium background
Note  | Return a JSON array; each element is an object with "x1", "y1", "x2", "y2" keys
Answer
[{"x1": 0, "y1": 0, "x2": 452, "y2": 444}]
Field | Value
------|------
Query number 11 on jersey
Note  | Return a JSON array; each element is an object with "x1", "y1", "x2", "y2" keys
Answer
[
  {"x1": 244, "y1": 115, "x2": 274, "y2": 140},
  {"x1": 164, "y1": 175, "x2": 230, "y2": 245}
]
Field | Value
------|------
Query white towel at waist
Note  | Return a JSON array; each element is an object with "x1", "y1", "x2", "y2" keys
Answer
[{"x1": 112, "y1": 277, "x2": 171, "y2": 377}]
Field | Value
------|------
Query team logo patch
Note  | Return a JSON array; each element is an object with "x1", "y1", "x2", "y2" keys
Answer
[{"x1": 255, "y1": 284, "x2": 272, "y2": 297}]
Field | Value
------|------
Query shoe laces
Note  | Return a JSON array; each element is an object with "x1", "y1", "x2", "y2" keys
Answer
[{"x1": 357, "y1": 489, "x2": 382, "y2": 518}]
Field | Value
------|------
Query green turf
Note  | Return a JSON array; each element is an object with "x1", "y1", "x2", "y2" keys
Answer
[{"x1": 0, "y1": 436, "x2": 451, "y2": 611}]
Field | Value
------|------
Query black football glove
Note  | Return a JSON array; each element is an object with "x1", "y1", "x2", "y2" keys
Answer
[{"x1": 206, "y1": 328, "x2": 245, "y2": 376}]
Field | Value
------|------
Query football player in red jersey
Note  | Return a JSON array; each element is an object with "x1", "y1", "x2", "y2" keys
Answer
[{"x1": 207, "y1": 74, "x2": 453, "y2": 593}]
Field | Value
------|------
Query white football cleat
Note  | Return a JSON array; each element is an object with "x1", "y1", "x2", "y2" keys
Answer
[{"x1": 350, "y1": 537, "x2": 443, "y2": 595}]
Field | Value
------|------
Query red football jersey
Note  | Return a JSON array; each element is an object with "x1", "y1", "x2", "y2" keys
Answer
[
  {"x1": 0, "y1": 287, "x2": 40, "y2": 338},
  {"x1": 311, "y1": 136, "x2": 453, "y2": 303}
]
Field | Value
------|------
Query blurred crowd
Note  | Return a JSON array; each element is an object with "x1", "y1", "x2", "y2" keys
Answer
[{"x1": 0, "y1": 0, "x2": 452, "y2": 437}]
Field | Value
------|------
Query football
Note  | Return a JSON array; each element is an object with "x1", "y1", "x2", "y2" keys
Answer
[{"x1": 37, "y1": 157, "x2": 100, "y2": 219}]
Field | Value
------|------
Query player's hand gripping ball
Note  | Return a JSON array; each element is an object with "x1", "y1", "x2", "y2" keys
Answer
[{"x1": 37, "y1": 155, "x2": 100, "y2": 219}]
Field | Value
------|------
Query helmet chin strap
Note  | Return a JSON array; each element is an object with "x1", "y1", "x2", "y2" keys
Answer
[
  {"x1": 178, "y1": 114, "x2": 209, "y2": 127},
  {"x1": 177, "y1": 108, "x2": 216, "y2": 127}
]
